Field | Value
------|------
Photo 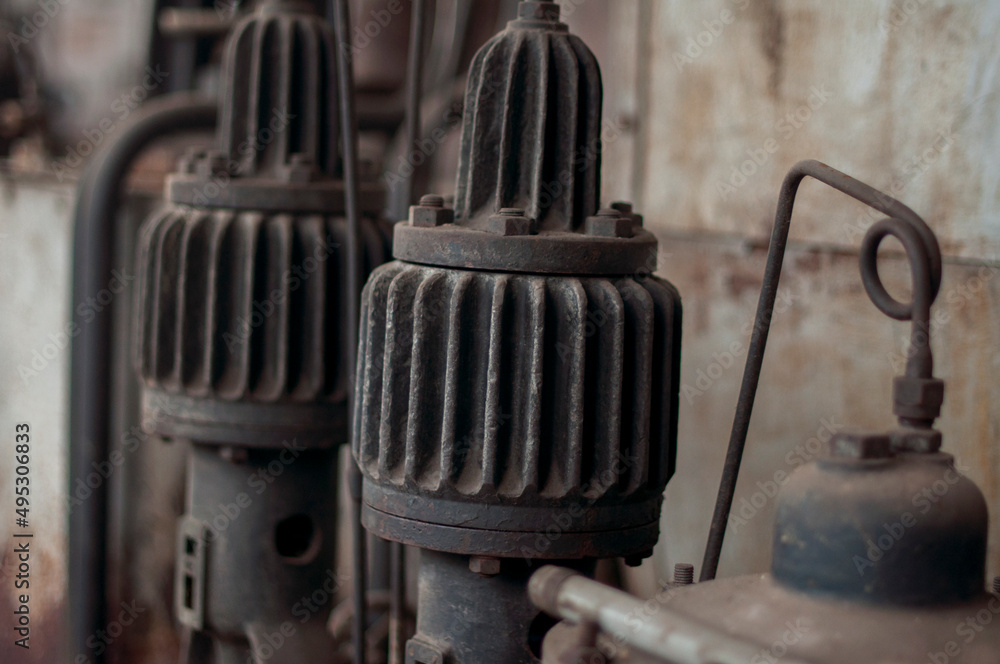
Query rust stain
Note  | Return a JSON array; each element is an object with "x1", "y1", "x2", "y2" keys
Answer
[{"x1": 752, "y1": 0, "x2": 785, "y2": 97}]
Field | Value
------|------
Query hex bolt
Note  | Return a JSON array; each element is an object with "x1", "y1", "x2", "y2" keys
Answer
[
  {"x1": 469, "y1": 555, "x2": 501, "y2": 576},
  {"x1": 624, "y1": 548, "x2": 654, "y2": 567},
  {"x1": 410, "y1": 194, "x2": 454, "y2": 228},
  {"x1": 611, "y1": 200, "x2": 644, "y2": 228},
  {"x1": 487, "y1": 208, "x2": 532, "y2": 236},
  {"x1": 282, "y1": 152, "x2": 316, "y2": 184},
  {"x1": 673, "y1": 563, "x2": 695, "y2": 585},
  {"x1": 891, "y1": 427, "x2": 943, "y2": 454},
  {"x1": 177, "y1": 147, "x2": 203, "y2": 174},
  {"x1": 406, "y1": 638, "x2": 445, "y2": 664},
  {"x1": 196, "y1": 150, "x2": 230, "y2": 178},
  {"x1": 830, "y1": 431, "x2": 892, "y2": 460},
  {"x1": 586, "y1": 208, "x2": 634, "y2": 238}
]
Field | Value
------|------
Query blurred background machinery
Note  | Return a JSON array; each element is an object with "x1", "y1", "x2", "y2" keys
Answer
[{"x1": 0, "y1": 1, "x2": 999, "y2": 664}]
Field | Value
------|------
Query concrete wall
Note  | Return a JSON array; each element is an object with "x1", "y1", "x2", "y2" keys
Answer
[{"x1": 599, "y1": 0, "x2": 1000, "y2": 589}]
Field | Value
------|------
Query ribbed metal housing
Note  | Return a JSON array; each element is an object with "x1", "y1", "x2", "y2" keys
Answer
[
  {"x1": 135, "y1": 208, "x2": 391, "y2": 447},
  {"x1": 391, "y1": 0, "x2": 659, "y2": 276},
  {"x1": 135, "y1": 0, "x2": 392, "y2": 448},
  {"x1": 453, "y1": 6, "x2": 600, "y2": 232},
  {"x1": 220, "y1": 0, "x2": 340, "y2": 178},
  {"x1": 355, "y1": 262, "x2": 682, "y2": 557}
]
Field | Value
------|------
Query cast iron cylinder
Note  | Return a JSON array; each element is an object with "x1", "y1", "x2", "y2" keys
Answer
[
  {"x1": 355, "y1": 263, "x2": 681, "y2": 558},
  {"x1": 772, "y1": 432, "x2": 988, "y2": 606},
  {"x1": 134, "y1": 0, "x2": 392, "y2": 449},
  {"x1": 355, "y1": 0, "x2": 682, "y2": 562}
]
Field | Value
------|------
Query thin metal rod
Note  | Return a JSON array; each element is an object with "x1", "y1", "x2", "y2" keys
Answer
[
  {"x1": 69, "y1": 93, "x2": 216, "y2": 663},
  {"x1": 330, "y1": 1, "x2": 367, "y2": 662},
  {"x1": 389, "y1": 541, "x2": 406, "y2": 664},
  {"x1": 402, "y1": 0, "x2": 427, "y2": 210},
  {"x1": 699, "y1": 159, "x2": 943, "y2": 582}
]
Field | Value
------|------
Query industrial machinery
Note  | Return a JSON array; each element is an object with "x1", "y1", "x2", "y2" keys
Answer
[
  {"x1": 132, "y1": 0, "x2": 390, "y2": 660},
  {"x1": 529, "y1": 163, "x2": 1000, "y2": 664},
  {"x1": 354, "y1": 3, "x2": 680, "y2": 663},
  {"x1": 45, "y1": 0, "x2": 997, "y2": 663}
]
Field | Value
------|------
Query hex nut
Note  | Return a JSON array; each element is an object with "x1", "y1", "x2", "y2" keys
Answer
[
  {"x1": 406, "y1": 638, "x2": 446, "y2": 664},
  {"x1": 196, "y1": 150, "x2": 230, "y2": 179},
  {"x1": 891, "y1": 427, "x2": 943, "y2": 454},
  {"x1": 611, "y1": 201, "x2": 644, "y2": 228},
  {"x1": 893, "y1": 376, "x2": 945, "y2": 420},
  {"x1": 487, "y1": 209, "x2": 532, "y2": 236},
  {"x1": 469, "y1": 556, "x2": 501, "y2": 576},
  {"x1": 829, "y1": 430, "x2": 892, "y2": 460},
  {"x1": 586, "y1": 209, "x2": 633, "y2": 238},
  {"x1": 410, "y1": 197, "x2": 455, "y2": 227}
]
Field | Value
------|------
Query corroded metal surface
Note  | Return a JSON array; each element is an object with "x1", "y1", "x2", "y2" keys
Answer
[
  {"x1": 356, "y1": 262, "x2": 681, "y2": 558},
  {"x1": 132, "y1": 2, "x2": 390, "y2": 662},
  {"x1": 355, "y1": 3, "x2": 684, "y2": 663}
]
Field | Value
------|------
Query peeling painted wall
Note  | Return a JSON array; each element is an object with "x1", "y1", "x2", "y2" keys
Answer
[
  {"x1": 0, "y1": 176, "x2": 75, "y2": 662},
  {"x1": 600, "y1": 0, "x2": 1000, "y2": 590}
]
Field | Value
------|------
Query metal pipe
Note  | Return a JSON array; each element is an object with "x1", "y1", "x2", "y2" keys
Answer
[
  {"x1": 402, "y1": 0, "x2": 426, "y2": 211},
  {"x1": 529, "y1": 566, "x2": 818, "y2": 664},
  {"x1": 699, "y1": 159, "x2": 943, "y2": 581},
  {"x1": 69, "y1": 92, "x2": 216, "y2": 663},
  {"x1": 330, "y1": 0, "x2": 367, "y2": 661},
  {"x1": 388, "y1": 541, "x2": 406, "y2": 664}
]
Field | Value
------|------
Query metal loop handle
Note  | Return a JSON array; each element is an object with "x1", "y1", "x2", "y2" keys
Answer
[
  {"x1": 860, "y1": 217, "x2": 937, "y2": 379},
  {"x1": 860, "y1": 217, "x2": 937, "y2": 323},
  {"x1": 701, "y1": 160, "x2": 944, "y2": 582}
]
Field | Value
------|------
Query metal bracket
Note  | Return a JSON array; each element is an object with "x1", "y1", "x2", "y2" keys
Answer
[{"x1": 175, "y1": 516, "x2": 209, "y2": 631}]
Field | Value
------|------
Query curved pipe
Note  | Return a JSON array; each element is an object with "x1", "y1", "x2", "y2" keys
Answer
[
  {"x1": 69, "y1": 92, "x2": 216, "y2": 663},
  {"x1": 699, "y1": 159, "x2": 942, "y2": 582}
]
